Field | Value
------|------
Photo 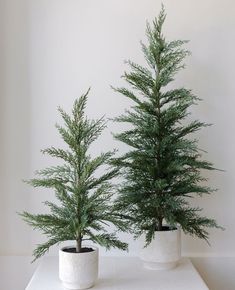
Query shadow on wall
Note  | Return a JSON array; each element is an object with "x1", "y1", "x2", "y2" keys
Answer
[{"x1": 0, "y1": 0, "x2": 31, "y2": 255}]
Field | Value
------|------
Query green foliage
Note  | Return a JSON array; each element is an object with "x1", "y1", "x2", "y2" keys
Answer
[
  {"x1": 113, "y1": 6, "x2": 221, "y2": 246},
  {"x1": 20, "y1": 89, "x2": 128, "y2": 261}
]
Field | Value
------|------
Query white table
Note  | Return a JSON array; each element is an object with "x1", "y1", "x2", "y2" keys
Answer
[
  {"x1": 26, "y1": 256, "x2": 209, "y2": 290},
  {"x1": 0, "y1": 256, "x2": 37, "y2": 290}
]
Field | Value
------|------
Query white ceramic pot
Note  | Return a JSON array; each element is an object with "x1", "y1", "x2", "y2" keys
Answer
[
  {"x1": 140, "y1": 227, "x2": 181, "y2": 270},
  {"x1": 59, "y1": 246, "x2": 99, "y2": 290}
]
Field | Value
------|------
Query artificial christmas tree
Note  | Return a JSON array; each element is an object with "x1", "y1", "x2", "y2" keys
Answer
[
  {"x1": 20, "y1": 90, "x2": 128, "y2": 288},
  {"x1": 113, "y1": 5, "x2": 220, "y2": 269}
]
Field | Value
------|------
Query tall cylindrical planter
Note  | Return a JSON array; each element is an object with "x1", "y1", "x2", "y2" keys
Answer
[
  {"x1": 140, "y1": 228, "x2": 181, "y2": 270},
  {"x1": 59, "y1": 246, "x2": 99, "y2": 290}
]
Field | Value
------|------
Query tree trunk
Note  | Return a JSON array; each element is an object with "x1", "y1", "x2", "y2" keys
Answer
[
  {"x1": 76, "y1": 235, "x2": 82, "y2": 253},
  {"x1": 157, "y1": 217, "x2": 163, "y2": 231}
]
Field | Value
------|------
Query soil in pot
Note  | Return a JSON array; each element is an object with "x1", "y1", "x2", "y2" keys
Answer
[
  {"x1": 155, "y1": 226, "x2": 177, "y2": 231},
  {"x1": 62, "y1": 247, "x2": 94, "y2": 253}
]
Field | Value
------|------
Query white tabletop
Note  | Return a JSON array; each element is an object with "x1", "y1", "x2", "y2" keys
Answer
[
  {"x1": 26, "y1": 256, "x2": 209, "y2": 290},
  {"x1": 0, "y1": 256, "x2": 37, "y2": 290}
]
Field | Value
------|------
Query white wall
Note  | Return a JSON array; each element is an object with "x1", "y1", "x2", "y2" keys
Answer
[
  {"x1": 0, "y1": 0, "x2": 32, "y2": 255},
  {"x1": 1, "y1": 0, "x2": 235, "y2": 288}
]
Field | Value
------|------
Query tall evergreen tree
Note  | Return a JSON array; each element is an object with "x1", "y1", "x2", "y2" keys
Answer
[
  {"x1": 20, "y1": 90, "x2": 128, "y2": 261},
  {"x1": 113, "y1": 6, "x2": 220, "y2": 246}
]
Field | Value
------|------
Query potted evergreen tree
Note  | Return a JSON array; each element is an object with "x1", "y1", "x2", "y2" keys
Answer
[
  {"x1": 113, "y1": 6, "x2": 220, "y2": 270},
  {"x1": 20, "y1": 90, "x2": 128, "y2": 289}
]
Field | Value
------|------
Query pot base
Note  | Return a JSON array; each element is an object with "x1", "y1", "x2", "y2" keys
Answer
[
  {"x1": 62, "y1": 281, "x2": 94, "y2": 290},
  {"x1": 143, "y1": 260, "x2": 178, "y2": 270},
  {"x1": 59, "y1": 246, "x2": 98, "y2": 290},
  {"x1": 140, "y1": 228, "x2": 181, "y2": 271}
]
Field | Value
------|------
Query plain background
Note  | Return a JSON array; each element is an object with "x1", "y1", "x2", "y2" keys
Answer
[{"x1": 0, "y1": 0, "x2": 235, "y2": 289}]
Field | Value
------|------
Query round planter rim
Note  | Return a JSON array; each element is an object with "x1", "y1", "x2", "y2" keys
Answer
[{"x1": 60, "y1": 245, "x2": 98, "y2": 254}]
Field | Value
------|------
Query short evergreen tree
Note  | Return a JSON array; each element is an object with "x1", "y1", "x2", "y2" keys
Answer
[
  {"x1": 20, "y1": 90, "x2": 128, "y2": 261},
  {"x1": 113, "y1": 6, "x2": 220, "y2": 246}
]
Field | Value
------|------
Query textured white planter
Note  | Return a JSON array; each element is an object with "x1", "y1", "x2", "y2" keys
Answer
[
  {"x1": 140, "y1": 228, "x2": 181, "y2": 270},
  {"x1": 59, "y1": 246, "x2": 98, "y2": 290}
]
